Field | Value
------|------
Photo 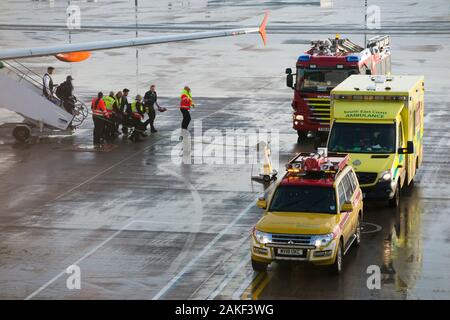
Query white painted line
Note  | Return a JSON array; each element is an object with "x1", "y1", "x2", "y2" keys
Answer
[
  {"x1": 53, "y1": 140, "x2": 163, "y2": 201},
  {"x1": 232, "y1": 270, "x2": 256, "y2": 300},
  {"x1": 133, "y1": 219, "x2": 253, "y2": 228},
  {"x1": 24, "y1": 220, "x2": 135, "y2": 300},
  {"x1": 206, "y1": 239, "x2": 251, "y2": 300},
  {"x1": 152, "y1": 183, "x2": 276, "y2": 300}
]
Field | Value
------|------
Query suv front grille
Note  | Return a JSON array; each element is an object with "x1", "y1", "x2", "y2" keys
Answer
[
  {"x1": 271, "y1": 234, "x2": 312, "y2": 245},
  {"x1": 356, "y1": 172, "x2": 378, "y2": 185}
]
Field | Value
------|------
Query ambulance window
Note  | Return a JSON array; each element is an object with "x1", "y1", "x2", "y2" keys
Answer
[{"x1": 398, "y1": 122, "x2": 404, "y2": 148}]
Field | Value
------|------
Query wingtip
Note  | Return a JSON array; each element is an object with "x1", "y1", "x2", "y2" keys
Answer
[{"x1": 259, "y1": 11, "x2": 269, "y2": 46}]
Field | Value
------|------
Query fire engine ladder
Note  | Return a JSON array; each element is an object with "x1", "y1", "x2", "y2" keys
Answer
[
  {"x1": 0, "y1": 60, "x2": 88, "y2": 131},
  {"x1": 337, "y1": 38, "x2": 364, "y2": 53}
]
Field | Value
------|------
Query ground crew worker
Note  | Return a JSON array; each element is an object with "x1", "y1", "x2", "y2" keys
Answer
[
  {"x1": 42, "y1": 66, "x2": 56, "y2": 102},
  {"x1": 120, "y1": 88, "x2": 131, "y2": 135},
  {"x1": 180, "y1": 86, "x2": 195, "y2": 130},
  {"x1": 114, "y1": 91, "x2": 123, "y2": 136},
  {"x1": 143, "y1": 84, "x2": 159, "y2": 133},
  {"x1": 129, "y1": 95, "x2": 145, "y2": 142},
  {"x1": 103, "y1": 91, "x2": 116, "y2": 142},
  {"x1": 91, "y1": 92, "x2": 107, "y2": 146}
]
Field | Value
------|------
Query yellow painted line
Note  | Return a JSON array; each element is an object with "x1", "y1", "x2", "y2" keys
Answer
[
  {"x1": 305, "y1": 98, "x2": 330, "y2": 101},
  {"x1": 252, "y1": 272, "x2": 273, "y2": 300},
  {"x1": 240, "y1": 272, "x2": 265, "y2": 300},
  {"x1": 307, "y1": 103, "x2": 330, "y2": 106}
]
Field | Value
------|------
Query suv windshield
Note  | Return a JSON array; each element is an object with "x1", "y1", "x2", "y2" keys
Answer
[
  {"x1": 269, "y1": 185, "x2": 337, "y2": 214},
  {"x1": 328, "y1": 122, "x2": 396, "y2": 154},
  {"x1": 297, "y1": 68, "x2": 359, "y2": 92}
]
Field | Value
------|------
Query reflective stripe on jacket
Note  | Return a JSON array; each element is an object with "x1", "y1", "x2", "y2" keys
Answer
[
  {"x1": 180, "y1": 89, "x2": 193, "y2": 110},
  {"x1": 91, "y1": 97, "x2": 106, "y2": 117}
]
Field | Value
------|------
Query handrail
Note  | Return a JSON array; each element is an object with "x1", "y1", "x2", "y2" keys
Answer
[
  {"x1": 2, "y1": 60, "x2": 45, "y2": 89},
  {"x1": 2, "y1": 61, "x2": 89, "y2": 128}
]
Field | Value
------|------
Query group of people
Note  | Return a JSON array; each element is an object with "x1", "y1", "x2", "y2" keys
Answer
[
  {"x1": 42, "y1": 66, "x2": 196, "y2": 146},
  {"x1": 91, "y1": 85, "x2": 195, "y2": 146},
  {"x1": 91, "y1": 85, "x2": 157, "y2": 145}
]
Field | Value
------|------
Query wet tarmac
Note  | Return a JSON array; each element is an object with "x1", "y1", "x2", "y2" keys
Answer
[{"x1": 0, "y1": 0, "x2": 450, "y2": 300}]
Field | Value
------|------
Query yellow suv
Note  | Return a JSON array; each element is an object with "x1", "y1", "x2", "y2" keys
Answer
[{"x1": 252, "y1": 152, "x2": 363, "y2": 274}]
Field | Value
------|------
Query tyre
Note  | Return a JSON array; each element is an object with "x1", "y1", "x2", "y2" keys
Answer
[
  {"x1": 263, "y1": 175, "x2": 271, "y2": 183},
  {"x1": 12, "y1": 125, "x2": 31, "y2": 142},
  {"x1": 388, "y1": 184, "x2": 400, "y2": 208},
  {"x1": 330, "y1": 240, "x2": 343, "y2": 275},
  {"x1": 354, "y1": 218, "x2": 361, "y2": 247},
  {"x1": 297, "y1": 130, "x2": 306, "y2": 144},
  {"x1": 251, "y1": 258, "x2": 268, "y2": 272}
]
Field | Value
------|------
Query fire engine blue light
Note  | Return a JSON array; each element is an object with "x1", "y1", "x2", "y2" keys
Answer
[
  {"x1": 346, "y1": 55, "x2": 361, "y2": 62},
  {"x1": 298, "y1": 54, "x2": 311, "y2": 61}
]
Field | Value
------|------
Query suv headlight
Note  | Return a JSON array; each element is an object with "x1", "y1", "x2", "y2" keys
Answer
[
  {"x1": 253, "y1": 229, "x2": 272, "y2": 244},
  {"x1": 294, "y1": 114, "x2": 304, "y2": 121},
  {"x1": 380, "y1": 170, "x2": 392, "y2": 182},
  {"x1": 313, "y1": 233, "x2": 335, "y2": 247}
]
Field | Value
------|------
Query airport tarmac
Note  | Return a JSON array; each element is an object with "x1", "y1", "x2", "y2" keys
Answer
[{"x1": 0, "y1": 0, "x2": 450, "y2": 300}]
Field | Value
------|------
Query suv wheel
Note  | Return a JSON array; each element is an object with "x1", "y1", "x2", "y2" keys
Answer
[
  {"x1": 331, "y1": 240, "x2": 343, "y2": 275},
  {"x1": 251, "y1": 259, "x2": 268, "y2": 272},
  {"x1": 354, "y1": 218, "x2": 361, "y2": 247},
  {"x1": 388, "y1": 184, "x2": 400, "y2": 208}
]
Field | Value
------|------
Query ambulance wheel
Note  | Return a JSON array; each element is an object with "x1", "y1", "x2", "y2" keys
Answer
[
  {"x1": 389, "y1": 185, "x2": 400, "y2": 208},
  {"x1": 251, "y1": 259, "x2": 268, "y2": 272},
  {"x1": 13, "y1": 125, "x2": 31, "y2": 142}
]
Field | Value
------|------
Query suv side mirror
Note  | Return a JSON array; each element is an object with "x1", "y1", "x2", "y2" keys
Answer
[
  {"x1": 398, "y1": 141, "x2": 414, "y2": 154},
  {"x1": 341, "y1": 201, "x2": 354, "y2": 212},
  {"x1": 257, "y1": 197, "x2": 267, "y2": 209},
  {"x1": 285, "y1": 68, "x2": 292, "y2": 75}
]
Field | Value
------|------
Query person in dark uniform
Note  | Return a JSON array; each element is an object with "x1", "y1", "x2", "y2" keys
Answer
[
  {"x1": 143, "y1": 84, "x2": 160, "y2": 133},
  {"x1": 56, "y1": 75, "x2": 76, "y2": 114},
  {"x1": 120, "y1": 88, "x2": 131, "y2": 135}
]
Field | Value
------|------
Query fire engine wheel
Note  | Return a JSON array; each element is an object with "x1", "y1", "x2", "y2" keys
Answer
[
  {"x1": 251, "y1": 259, "x2": 268, "y2": 272},
  {"x1": 388, "y1": 184, "x2": 400, "y2": 208},
  {"x1": 12, "y1": 125, "x2": 31, "y2": 142},
  {"x1": 330, "y1": 240, "x2": 343, "y2": 275},
  {"x1": 297, "y1": 130, "x2": 307, "y2": 144}
]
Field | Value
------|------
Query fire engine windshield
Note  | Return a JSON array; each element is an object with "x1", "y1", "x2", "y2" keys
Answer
[
  {"x1": 269, "y1": 186, "x2": 337, "y2": 214},
  {"x1": 298, "y1": 68, "x2": 358, "y2": 92},
  {"x1": 328, "y1": 123, "x2": 396, "y2": 154}
]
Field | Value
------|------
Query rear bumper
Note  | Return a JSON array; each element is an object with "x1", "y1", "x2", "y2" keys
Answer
[{"x1": 361, "y1": 180, "x2": 397, "y2": 200}]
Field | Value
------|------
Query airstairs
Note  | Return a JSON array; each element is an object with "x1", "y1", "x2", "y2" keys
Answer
[{"x1": 0, "y1": 60, "x2": 88, "y2": 142}]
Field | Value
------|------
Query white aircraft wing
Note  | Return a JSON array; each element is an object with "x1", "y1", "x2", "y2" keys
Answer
[{"x1": 0, "y1": 13, "x2": 268, "y2": 61}]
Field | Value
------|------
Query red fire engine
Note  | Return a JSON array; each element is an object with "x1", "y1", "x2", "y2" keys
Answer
[{"x1": 285, "y1": 35, "x2": 391, "y2": 142}]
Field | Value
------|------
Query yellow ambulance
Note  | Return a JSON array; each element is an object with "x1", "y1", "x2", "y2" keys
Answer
[{"x1": 327, "y1": 75, "x2": 424, "y2": 207}]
